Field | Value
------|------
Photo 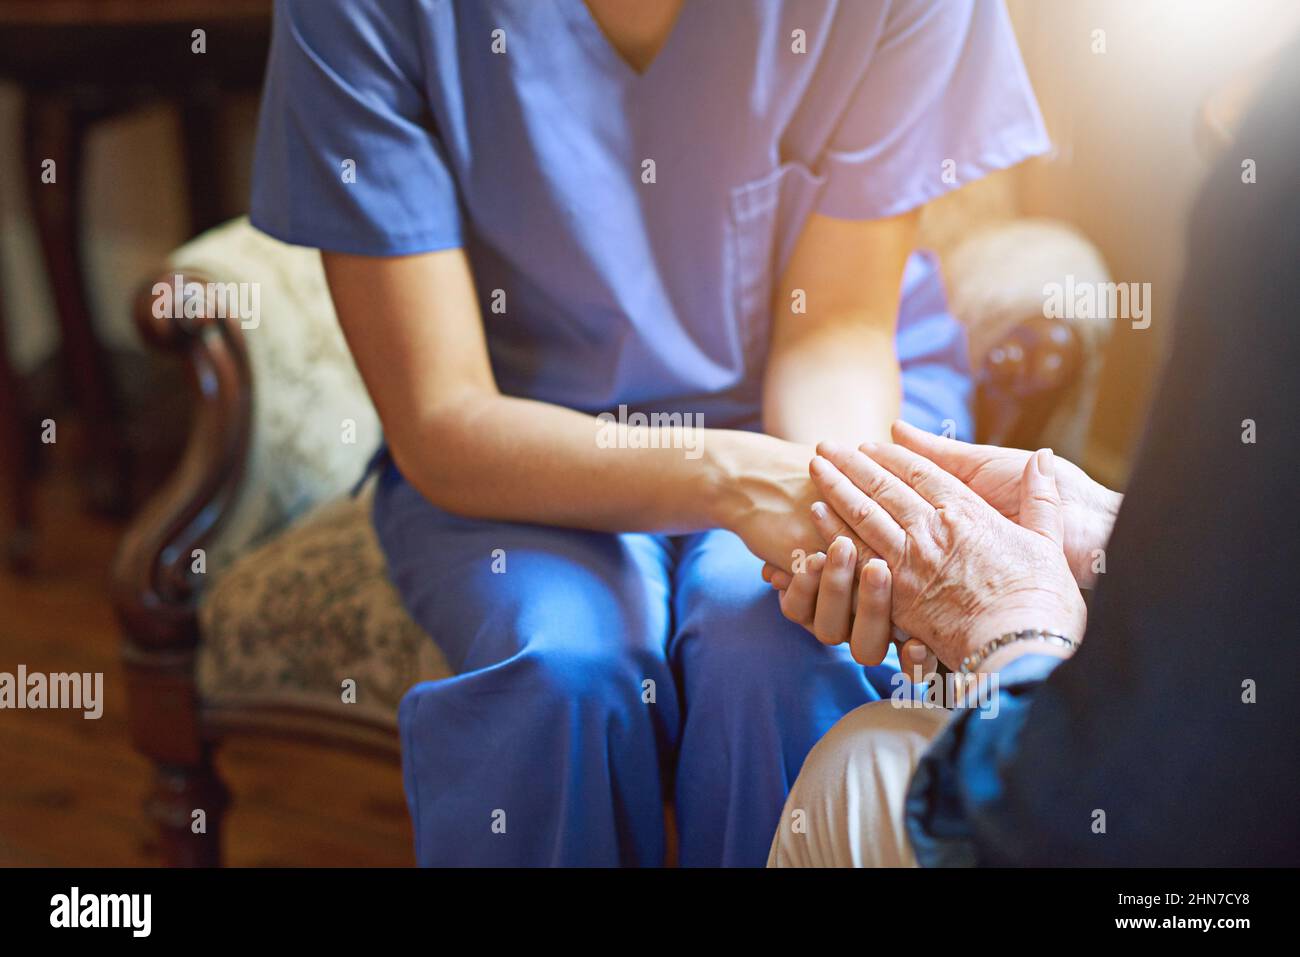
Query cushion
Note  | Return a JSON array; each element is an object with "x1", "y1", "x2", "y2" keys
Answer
[
  {"x1": 167, "y1": 217, "x2": 383, "y2": 578},
  {"x1": 197, "y1": 490, "x2": 450, "y2": 728}
]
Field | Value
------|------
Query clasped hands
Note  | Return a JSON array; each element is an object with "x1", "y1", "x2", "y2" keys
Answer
[{"x1": 757, "y1": 420, "x2": 1120, "y2": 674}]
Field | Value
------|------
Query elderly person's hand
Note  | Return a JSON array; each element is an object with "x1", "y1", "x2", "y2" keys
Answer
[
  {"x1": 806, "y1": 439, "x2": 1086, "y2": 671},
  {"x1": 888, "y1": 420, "x2": 1121, "y2": 588}
]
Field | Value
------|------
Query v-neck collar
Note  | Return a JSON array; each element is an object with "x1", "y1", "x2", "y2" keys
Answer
[{"x1": 562, "y1": 0, "x2": 690, "y2": 83}]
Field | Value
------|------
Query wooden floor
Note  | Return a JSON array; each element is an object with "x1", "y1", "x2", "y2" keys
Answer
[{"x1": 0, "y1": 447, "x2": 414, "y2": 867}]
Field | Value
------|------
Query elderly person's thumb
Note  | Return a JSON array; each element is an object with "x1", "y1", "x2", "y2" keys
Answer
[{"x1": 1018, "y1": 449, "x2": 1065, "y2": 546}]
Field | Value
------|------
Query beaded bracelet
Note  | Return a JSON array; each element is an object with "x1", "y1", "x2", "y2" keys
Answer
[{"x1": 958, "y1": 628, "x2": 1077, "y2": 675}]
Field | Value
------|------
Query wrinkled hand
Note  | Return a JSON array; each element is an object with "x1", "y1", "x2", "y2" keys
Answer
[
  {"x1": 809, "y1": 439, "x2": 1086, "y2": 670},
  {"x1": 890, "y1": 420, "x2": 1121, "y2": 587}
]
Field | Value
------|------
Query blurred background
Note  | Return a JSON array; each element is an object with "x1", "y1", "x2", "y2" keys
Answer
[{"x1": 1, "y1": 0, "x2": 1296, "y2": 866}]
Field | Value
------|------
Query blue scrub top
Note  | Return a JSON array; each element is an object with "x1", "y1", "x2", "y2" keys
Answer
[{"x1": 251, "y1": 0, "x2": 1048, "y2": 429}]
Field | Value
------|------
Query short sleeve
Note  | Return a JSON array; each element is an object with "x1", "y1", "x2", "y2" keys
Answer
[
  {"x1": 250, "y1": 0, "x2": 463, "y2": 256},
  {"x1": 816, "y1": 0, "x2": 1050, "y2": 220}
]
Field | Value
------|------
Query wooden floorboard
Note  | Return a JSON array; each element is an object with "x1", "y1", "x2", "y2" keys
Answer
[{"x1": 0, "y1": 445, "x2": 413, "y2": 867}]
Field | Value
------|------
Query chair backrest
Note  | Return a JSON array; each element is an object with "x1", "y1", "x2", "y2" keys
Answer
[{"x1": 167, "y1": 217, "x2": 381, "y2": 578}]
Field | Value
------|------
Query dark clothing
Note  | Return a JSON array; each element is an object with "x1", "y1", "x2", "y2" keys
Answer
[{"x1": 907, "y1": 44, "x2": 1300, "y2": 866}]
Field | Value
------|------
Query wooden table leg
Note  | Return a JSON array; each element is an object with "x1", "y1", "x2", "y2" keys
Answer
[
  {"x1": 0, "y1": 248, "x2": 36, "y2": 572},
  {"x1": 23, "y1": 90, "x2": 130, "y2": 517},
  {"x1": 180, "y1": 83, "x2": 227, "y2": 236}
]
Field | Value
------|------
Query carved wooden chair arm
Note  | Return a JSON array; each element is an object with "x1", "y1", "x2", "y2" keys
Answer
[
  {"x1": 110, "y1": 271, "x2": 253, "y2": 651},
  {"x1": 975, "y1": 313, "x2": 1083, "y2": 448}
]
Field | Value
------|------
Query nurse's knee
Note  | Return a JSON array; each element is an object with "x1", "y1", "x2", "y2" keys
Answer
[
  {"x1": 456, "y1": 563, "x2": 669, "y2": 709},
  {"x1": 520, "y1": 638, "x2": 663, "y2": 714},
  {"x1": 681, "y1": 596, "x2": 828, "y2": 698},
  {"x1": 675, "y1": 531, "x2": 826, "y2": 694}
]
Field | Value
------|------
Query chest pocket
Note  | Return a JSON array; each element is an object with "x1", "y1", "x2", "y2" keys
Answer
[{"x1": 727, "y1": 161, "x2": 827, "y2": 360}]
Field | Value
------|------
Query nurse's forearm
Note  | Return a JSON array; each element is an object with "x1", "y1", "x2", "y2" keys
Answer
[
  {"x1": 763, "y1": 209, "x2": 915, "y2": 448},
  {"x1": 762, "y1": 320, "x2": 901, "y2": 447},
  {"x1": 324, "y1": 247, "x2": 822, "y2": 568},
  {"x1": 390, "y1": 392, "x2": 809, "y2": 543}
]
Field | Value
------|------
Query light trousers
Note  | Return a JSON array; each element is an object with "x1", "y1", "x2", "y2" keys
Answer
[{"x1": 767, "y1": 701, "x2": 951, "y2": 867}]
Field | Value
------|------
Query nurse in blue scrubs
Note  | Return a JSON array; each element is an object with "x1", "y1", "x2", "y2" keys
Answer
[{"x1": 250, "y1": 0, "x2": 1049, "y2": 866}]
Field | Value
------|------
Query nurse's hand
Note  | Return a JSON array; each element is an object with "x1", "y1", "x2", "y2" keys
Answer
[
  {"x1": 723, "y1": 435, "x2": 873, "y2": 574},
  {"x1": 764, "y1": 539, "x2": 935, "y2": 674}
]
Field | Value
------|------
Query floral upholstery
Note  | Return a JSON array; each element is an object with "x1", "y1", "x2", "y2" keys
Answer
[{"x1": 196, "y1": 491, "x2": 450, "y2": 728}]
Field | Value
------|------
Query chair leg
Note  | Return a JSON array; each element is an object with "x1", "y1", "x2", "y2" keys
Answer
[
  {"x1": 144, "y1": 750, "x2": 230, "y2": 867},
  {"x1": 123, "y1": 643, "x2": 229, "y2": 866},
  {"x1": 0, "y1": 251, "x2": 36, "y2": 572}
]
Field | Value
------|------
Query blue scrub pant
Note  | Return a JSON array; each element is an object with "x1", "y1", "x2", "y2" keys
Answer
[{"x1": 375, "y1": 275, "x2": 971, "y2": 867}]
